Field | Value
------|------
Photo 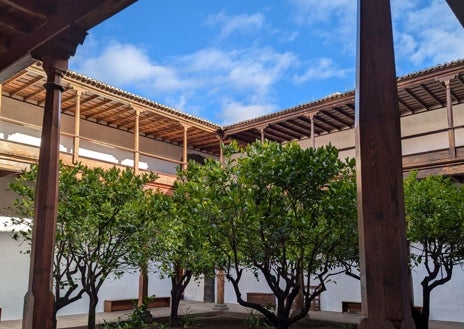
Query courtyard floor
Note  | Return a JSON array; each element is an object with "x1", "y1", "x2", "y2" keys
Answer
[{"x1": 0, "y1": 300, "x2": 462, "y2": 329}]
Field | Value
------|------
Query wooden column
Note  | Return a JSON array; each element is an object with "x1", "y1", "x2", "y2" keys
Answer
[
  {"x1": 305, "y1": 113, "x2": 317, "y2": 149},
  {"x1": 134, "y1": 108, "x2": 141, "y2": 173},
  {"x1": 212, "y1": 132, "x2": 228, "y2": 310},
  {"x1": 23, "y1": 28, "x2": 86, "y2": 329},
  {"x1": 72, "y1": 89, "x2": 83, "y2": 163},
  {"x1": 219, "y1": 138, "x2": 224, "y2": 166},
  {"x1": 0, "y1": 83, "x2": 3, "y2": 115},
  {"x1": 182, "y1": 124, "x2": 190, "y2": 169},
  {"x1": 356, "y1": 0, "x2": 415, "y2": 328},
  {"x1": 257, "y1": 125, "x2": 267, "y2": 143},
  {"x1": 439, "y1": 76, "x2": 457, "y2": 159}
]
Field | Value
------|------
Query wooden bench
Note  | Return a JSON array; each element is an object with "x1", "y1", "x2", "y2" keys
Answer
[
  {"x1": 104, "y1": 297, "x2": 170, "y2": 312},
  {"x1": 341, "y1": 301, "x2": 423, "y2": 315},
  {"x1": 342, "y1": 301, "x2": 362, "y2": 314},
  {"x1": 246, "y1": 292, "x2": 276, "y2": 307}
]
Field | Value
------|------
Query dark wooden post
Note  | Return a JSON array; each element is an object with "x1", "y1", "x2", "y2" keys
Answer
[
  {"x1": 22, "y1": 28, "x2": 86, "y2": 329},
  {"x1": 355, "y1": 0, "x2": 415, "y2": 328}
]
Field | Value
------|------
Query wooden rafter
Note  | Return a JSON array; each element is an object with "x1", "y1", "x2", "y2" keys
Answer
[
  {"x1": 419, "y1": 83, "x2": 444, "y2": 107},
  {"x1": 404, "y1": 88, "x2": 429, "y2": 110}
]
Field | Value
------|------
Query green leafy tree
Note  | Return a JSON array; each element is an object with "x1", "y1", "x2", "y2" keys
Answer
[
  {"x1": 126, "y1": 168, "x2": 216, "y2": 326},
  {"x1": 125, "y1": 189, "x2": 172, "y2": 305},
  {"x1": 160, "y1": 175, "x2": 217, "y2": 326},
  {"x1": 177, "y1": 141, "x2": 358, "y2": 329},
  {"x1": 9, "y1": 163, "x2": 157, "y2": 329},
  {"x1": 404, "y1": 171, "x2": 464, "y2": 329}
]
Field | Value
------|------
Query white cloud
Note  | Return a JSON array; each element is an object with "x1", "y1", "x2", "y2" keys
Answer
[
  {"x1": 206, "y1": 12, "x2": 265, "y2": 39},
  {"x1": 218, "y1": 101, "x2": 276, "y2": 125},
  {"x1": 73, "y1": 37, "x2": 299, "y2": 124},
  {"x1": 393, "y1": 0, "x2": 464, "y2": 67},
  {"x1": 74, "y1": 41, "x2": 187, "y2": 92},
  {"x1": 176, "y1": 47, "x2": 296, "y2": 101},
  {"x1": 293, "y1": 58, "x2": 352, "y2": 84}
]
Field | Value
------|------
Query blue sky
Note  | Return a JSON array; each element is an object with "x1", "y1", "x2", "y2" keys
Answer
[{"x1": 69, "y1": 0, "x2": 464, "y2": 125}]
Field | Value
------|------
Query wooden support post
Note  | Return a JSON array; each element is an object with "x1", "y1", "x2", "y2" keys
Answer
[
  {"x1": 257, "y1": 125, "x2": 267, "y2": 143},
  {"x1": 0, "y1": 83, "x2": 3, "y2": 115},
  {"x1": 182, "y1": 124, "x2": 190, "y2": 170},
  {"x1": 219, "y1": 139, "x2": 224, "y2": 166},
  {"x1": 310, "y1": 115, "x2": 315, "y2": 149},
  {"x1": 22, "y1": 27, "x2": 86, "y2": 329},
  {"x1": 213, "y1": 270, "x2": 228, "y2": 310},
  {"x1": 439, "y1": 76, "x2": 457, "y2": 159},
  {"x1": 305, "y1": 113, "x2": 317, "y2": 149},
  {"x1": 72, "y1": 89, "x2": 82, "y2": 163},
  {"x1": 356, "y1": 0, "x2": 415, "y2": 328},
  {"x1": 134, "y1": 108, "x2": 141, "y2": 173},
  {"x1": 22, "y1": 56, "x2": 67, "y2": 329},
  {"x1": 212, "y1": 132, "x2": 228, "y2": 310}
]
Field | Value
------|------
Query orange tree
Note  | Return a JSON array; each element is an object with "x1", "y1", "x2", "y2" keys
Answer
[
  {"x1": 9, "y1": 163, "x2": 156, "y2": 329},
  {"x1": 175, "y1": 141, "x2": 357, "y2": 329},
  {"x1": 404, "y1": 172, "x2": 464, "y2": 329}
]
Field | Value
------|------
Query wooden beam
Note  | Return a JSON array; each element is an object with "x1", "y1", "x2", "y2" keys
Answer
[
  {"x1": 419, "y1": 83, "x2": 444, "y2": 107},
  {"x1": 319, "y1": 109, "x2": 352, "y2": 128},
  {"x1": 355, "y1": 0, "x2": 415, "y2": 328},
  {"x1": 447, "y1": 0, "x2": 464, "y2": 27},
  {"x1": 404, "y1": 88, "x2": 429, "y2": 110},
  {"x1": 0, "y1": 0, "x2": 137, "y2": 82}
]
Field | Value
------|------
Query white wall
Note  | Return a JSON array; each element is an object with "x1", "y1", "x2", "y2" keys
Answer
[
  {"x1": 0, "y1": 97, "x2": 213, "y2": 175},
  {"x1": 0, "y1": 228, "x2": 173, "y2": 320},
  {"x1": 411, "y1": 262, "x2": 464, "y2": 322},
  {"x1": 0, "y1": 232, "x2": 29, "y2": 320}
]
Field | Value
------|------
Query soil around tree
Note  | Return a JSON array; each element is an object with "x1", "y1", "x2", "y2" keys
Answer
[{"x1": 71, "y1": 312, "x2": 356, "y2": 329}]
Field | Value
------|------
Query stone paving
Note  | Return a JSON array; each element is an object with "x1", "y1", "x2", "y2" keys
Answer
[{"x1": 0, "y1": 300, "x2": 462, "y2": 329}]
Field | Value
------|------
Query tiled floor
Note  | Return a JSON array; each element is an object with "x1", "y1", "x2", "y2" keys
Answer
[{"x1": 0, "y1": 301, "x2": 462, "y2": 329}]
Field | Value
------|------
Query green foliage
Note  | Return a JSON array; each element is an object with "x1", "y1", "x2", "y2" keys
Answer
[
  {"x1": 404, "y1": 171, "x2": 464, "y2": 325},
  {"x1": 178, "y1": 307, "x2": 205, "y2": 328},
  {"x1": 243, "y1": 310, "x2": 271, "y2": 328},
  {"x1": 102, "y1": 298, "x2": 155, "y2": 329},
  {"x1": 175, "y1": 141, "x2": 358, "y2": 329},
  {"x1": 8, "y1": 162, "x2": 158, "y2": 329},
  {"x1": 404, "y1": 171, "x2": 464, "y2": 251}
]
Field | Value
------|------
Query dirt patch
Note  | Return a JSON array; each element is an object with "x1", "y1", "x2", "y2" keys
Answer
[{"x1": 69, "y1": 312, "x2": 355, "y2": 329}]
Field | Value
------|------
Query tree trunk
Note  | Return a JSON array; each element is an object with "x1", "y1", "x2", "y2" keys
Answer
[
  {"x1": 272, "y1": 320, "x2": 290, "y2": 329},
  {"x1": 170, "y1": 269, "x2": 193, "y2": 326},
  {"x1": 170, "y1": 279, "x2": 182, "y2": 327},
  {"x1": 87, "y1": 293, "x2": 99, "y2": 329},
  {"x1": 421, "y1": 283, "x2": 431, "y2": 329}
]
